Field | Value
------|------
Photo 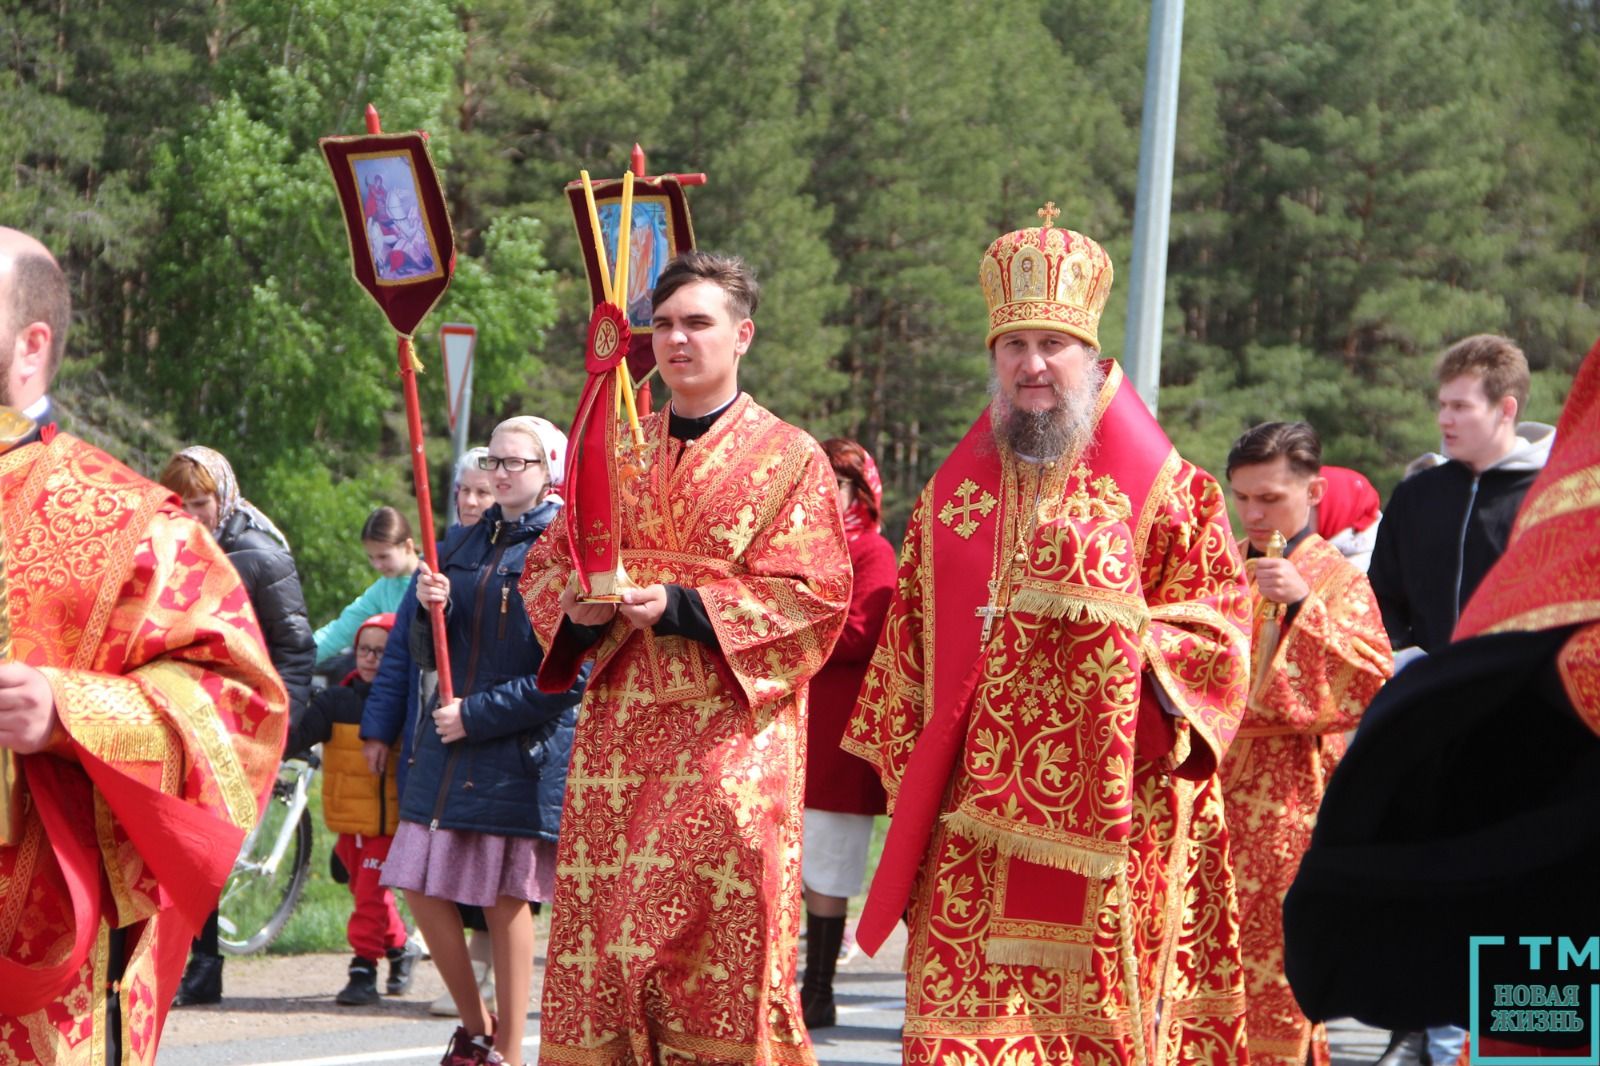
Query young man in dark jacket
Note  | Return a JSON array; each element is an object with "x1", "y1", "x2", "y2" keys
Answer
[
  {"x1": 1370, "y1": 335, "x2": 1555, "y2": 658},
  {"x1": 1365, "y1": 334, "x2": 1555, "y2": 1066}
]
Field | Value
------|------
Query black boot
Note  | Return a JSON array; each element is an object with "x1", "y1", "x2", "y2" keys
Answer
[
  {"x1": 387, "y1": 940, "x2": 422, "y2": 995},
  {"x1": 336, "y1": 956, "x2": 381, "y2": 1006},
  {"x1": 800, "y1": 912, "x2": 845, "y2": 1029},
  {"x1": 1375, "y1": 1031, "x2": 1429, "y2": 1066},
  {"x1": 172, "y1": 952, "x2": 223, "y2": 1007}
]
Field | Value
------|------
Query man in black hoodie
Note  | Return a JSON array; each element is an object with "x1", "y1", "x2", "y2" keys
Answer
[{"x1": 1365, "y1": 333, "x2": 1555, "y2": 1066}]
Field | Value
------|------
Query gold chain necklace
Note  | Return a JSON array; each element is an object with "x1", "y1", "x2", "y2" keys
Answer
[{"x1": 977, "y1": 451, "x2": 1047, "y2": 647}]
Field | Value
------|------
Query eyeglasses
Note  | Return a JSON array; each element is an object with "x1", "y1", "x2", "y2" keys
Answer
[
  {"x1": 355, "y1": 645, "x2": 386, "y2": 660},
  {"x1": 478, "y1": 455, "x2": 545, "y2": 473}
]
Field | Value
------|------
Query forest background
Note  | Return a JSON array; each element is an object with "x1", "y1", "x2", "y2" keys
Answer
[{"x1": 7, "y1": 0, "x2": 1599, "y2": 621}]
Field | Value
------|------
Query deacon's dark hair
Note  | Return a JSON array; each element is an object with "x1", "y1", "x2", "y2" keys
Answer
[
  {"x1": 1226, "y1": 421, "x2": 1323, "y2": 479},
  {"x1": 5, "y1": 253, "x2": 71, "y2": 376},
  {"x1": 651, "y1": 250, "x2": 760, "y2": 321},
  {"x1": 1436, "y1": 334, "x2": 1529, "y2": 415},
  {"x1": 360, "y1": 505, "x2": 413, "y2": 547}
]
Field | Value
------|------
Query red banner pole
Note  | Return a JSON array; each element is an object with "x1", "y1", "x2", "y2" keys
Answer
[{"x1": 369, "y1": 104, "x2": 454, "y2": 704}]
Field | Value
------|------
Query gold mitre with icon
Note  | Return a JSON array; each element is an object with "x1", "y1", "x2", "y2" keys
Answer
[{"x1": 980, "y1": 202, "x2": 1114, "y2": 350}]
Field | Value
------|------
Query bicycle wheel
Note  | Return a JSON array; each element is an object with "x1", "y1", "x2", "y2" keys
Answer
[{"x1": 216, "y1": 789, "x2": 313, "y2": 955}]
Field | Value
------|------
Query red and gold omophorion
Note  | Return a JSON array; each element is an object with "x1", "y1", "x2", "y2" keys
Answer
[
  {"x1": 522, "y1": 395, "x2": 850, "y2": 1065},
  {"x1": 845, "y1": 361, "x2": 1254, "y2": 1066},
  {"x1": 0, "y1": 432, "x2": 287, "y2": 1065},
  {"x1": 1440, "y1": 341, "x2": 1600, "y2": 1062},
  {"x1": 1224, "y1": 532, "x2": 1391, "y2": 1066},
  {"x1": 1457, "y1": 337, "x2": 1600, "y2": 737}
]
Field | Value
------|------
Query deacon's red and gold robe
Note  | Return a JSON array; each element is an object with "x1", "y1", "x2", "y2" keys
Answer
[
  {"x1": 845, "y1": 362, "x2": 1253, "y2": 1066},
  {"x1": 1224, "y1": 532, "x2": 1391, "y2": 1066},
  {"x1": 0, "y1": 432, "x2": 287, "y2": 1065},
  {"x1": 522, "y1": 395, "x2": 850, "y2": 1065}
]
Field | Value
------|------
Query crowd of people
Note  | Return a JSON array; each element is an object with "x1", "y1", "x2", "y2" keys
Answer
[{"x1": 0, "y1": 209, "x2": 1595, "y2": 1066}]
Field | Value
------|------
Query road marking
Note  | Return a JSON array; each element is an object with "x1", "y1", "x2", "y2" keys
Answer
[{"x1": 253, "y1": 1037, "x2": 541, "y2": 1066}]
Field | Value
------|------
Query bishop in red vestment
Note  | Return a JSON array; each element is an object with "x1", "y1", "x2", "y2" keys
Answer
[
  {"x1": 0, "y1": 228, "x2": 287, "y2": 1065},
  {"x1": 523, "y1": 252, "x2": 850, "y2": 1065},
  {"x1": 845, "y1": 214, "x2": 1253, "y2": 1065}
]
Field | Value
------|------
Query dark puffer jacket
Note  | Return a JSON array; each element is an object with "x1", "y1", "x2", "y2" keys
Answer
[
  {"x1": 217, "y1": 507, "x2": 315, "y2": 720},
  {"x1": 401, "y1": 500, "x2": 586, "y2": 841}
]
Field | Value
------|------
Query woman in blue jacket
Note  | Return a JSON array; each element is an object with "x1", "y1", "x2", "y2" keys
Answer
[{"x1": 381, "y1": 417, "x2": 584, "y2": 1066}]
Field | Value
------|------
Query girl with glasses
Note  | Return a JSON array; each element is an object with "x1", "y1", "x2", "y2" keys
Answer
[{"x1": 383, "y1": 416, "x2": 584, "y2": 1066}]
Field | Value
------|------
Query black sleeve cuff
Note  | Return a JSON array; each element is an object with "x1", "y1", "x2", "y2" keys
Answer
[
  {"x1": 653, "y1": 585, "x2": 719, "y2": 647},
  {"x1": 1283, "y1": 597, "x2": 1305, "y2": 629},
  {"x1": 558, "y1": 616, "x2": 607, "y2": 650}
]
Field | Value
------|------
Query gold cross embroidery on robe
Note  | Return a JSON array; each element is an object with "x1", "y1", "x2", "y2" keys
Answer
[{"x1": 938, "y1": 478, "x2": 999, "y2": 539}]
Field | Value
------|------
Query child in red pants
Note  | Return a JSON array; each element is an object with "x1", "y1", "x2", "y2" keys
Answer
[{"x1": 287, "y1": 613, "x2": 419, "y2": 1005}]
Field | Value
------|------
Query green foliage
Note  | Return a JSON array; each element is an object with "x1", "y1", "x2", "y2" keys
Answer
[{"x1": 6, "y1": 0, "x2": 1599, "y2": 552}]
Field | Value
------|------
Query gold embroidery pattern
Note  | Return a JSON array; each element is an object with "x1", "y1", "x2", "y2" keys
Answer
[
  {"x1": 1510, "y1": 465, "x2": 1600, "y2": 540},
  {"x1": 524, "y1": 398, "x2": 846, "y2": 1062},
  {"x1": 937, "y1": 478, "x2": 998, "y2": 539},
  {"x1": 1558, "y1": 624, "x2": 1600, "y2": 738},
  {"x1": 1223, "y1": 536, "x2": 1388, "y2": 1064}
]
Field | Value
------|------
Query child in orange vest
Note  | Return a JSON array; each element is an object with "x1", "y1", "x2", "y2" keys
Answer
[{"x1": 287, "y1": 613, "x2": 419, "y2": 1005}]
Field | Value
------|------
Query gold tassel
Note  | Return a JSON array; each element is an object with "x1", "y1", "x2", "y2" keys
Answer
[
  {"x1": 942, "y1": 808, "x2": 1124, "y2": 879},
  {"x1": 985, "y1": 937, "x2": 1094, "y2": 972},
  {"x1": 1007, "y1": 587, "x2": 1149, "y2": 635},
  {"x1": 402, "y1": 336, "x2": 425, "y2": 372}
]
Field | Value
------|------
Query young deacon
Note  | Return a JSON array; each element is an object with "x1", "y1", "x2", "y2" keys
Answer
[
  {"x1": 523, "y1": 251, "x2": 850, "y2": 1065},
  {"x1": 1224, "y1": 421, "x2": 1393, "y2": 1065}
]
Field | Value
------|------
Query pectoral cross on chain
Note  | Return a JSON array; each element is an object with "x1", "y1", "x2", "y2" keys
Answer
[{"x1": 976, "y1": 579, "x2": 1006, "y2": 646}]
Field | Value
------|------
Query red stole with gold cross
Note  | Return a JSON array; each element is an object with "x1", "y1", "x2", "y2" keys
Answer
[{"x1": 857, "y1": 362, "x2": 1173, "y2": 967}]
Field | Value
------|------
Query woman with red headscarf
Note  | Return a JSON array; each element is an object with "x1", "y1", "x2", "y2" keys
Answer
[
  {"x1": 799, "y1": 439, "x2": 896, "y2": 1029},
  {"x1": 1315, "y1": 465, "x2": 1383, "y2": 572}
]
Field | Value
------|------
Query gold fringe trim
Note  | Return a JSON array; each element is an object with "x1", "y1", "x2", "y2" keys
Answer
[
  {"x1": 71, "y1": 723, "x2": 174, "y2": 764},
  {"x1": 1008, "y1": 586, "x2": 1149, "y2": 636},
  {"x1": 985, "y1": 936, "x2": 1094, "y2": 972},
  {"x1": 942, "y1": 808, "x2": 1124, "y2": 879}
]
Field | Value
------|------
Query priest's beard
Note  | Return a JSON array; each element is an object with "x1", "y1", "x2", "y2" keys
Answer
[{"x1": 988, "y1": 357, "x2": 1106, "y2": 461}]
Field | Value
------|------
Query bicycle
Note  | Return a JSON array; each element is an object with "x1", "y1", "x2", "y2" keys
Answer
[{"x1": 217, "y1": 752, "x2": 318, "y2": 955}]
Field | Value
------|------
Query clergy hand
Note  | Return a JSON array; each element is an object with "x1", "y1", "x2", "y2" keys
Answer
[
  {"x1": 0, "y1": 663, "x2": 59, "y2": 755},
  {"x1": 362, "y1": 738, "x2": 389, "y2": 775},
  {"x1": 416, "y1": 562, "x2": 450, "y2": 610},
  {"x1": 618, "y1": 584, "x2": 668, "y2": 630},
  {"x1": 1254, "y1": 557, "x2": 1309, "y2": 605},
  {"x1": 433, "y1": 698, "x2": 467, "y2": 743},
  {"x1": 561, "y1": 580, "x2": 618, "y2": 627}
]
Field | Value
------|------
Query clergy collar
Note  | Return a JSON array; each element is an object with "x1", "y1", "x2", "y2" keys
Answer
[
  {"x1": 669, "y1": 392, "x2": 739, "y2": 442},
  {"x1": 20, "y1": 395, "x2": 50, "y2": 422},
  {"x1": 1245, "y1": 522, "x2": 1315, "y2": 559}
]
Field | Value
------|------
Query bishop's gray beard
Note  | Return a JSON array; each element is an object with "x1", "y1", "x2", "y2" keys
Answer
[{"x1": 988, "y1": 357, "x2": 1106, "y2": 462}]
